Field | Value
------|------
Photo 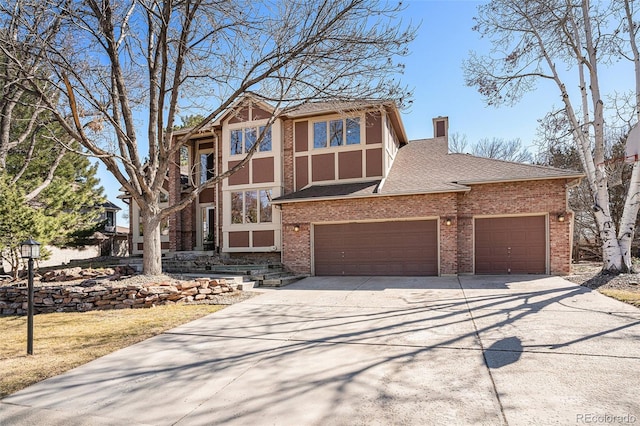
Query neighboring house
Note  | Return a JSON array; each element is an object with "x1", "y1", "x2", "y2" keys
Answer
[
  {"x1": 101, "y1": 200, "x2": 120, "y2": 233},
  {"x1": 1, "y1": 200, "x2": 129, "y2": 271},
  {"x1": 96, "y1": 201, "x2": 129, "y2": 257},
  {"x1": 126, "y1": 95, "x2": 583, "y2": 276}
]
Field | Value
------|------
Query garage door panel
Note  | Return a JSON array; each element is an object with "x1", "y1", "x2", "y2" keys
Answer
[
  {"x1": 314, "y1": 220, "x2": 438, "y2": 276},
  {"x1": 475, "y1": 216, "x2": 546, "y2": 275}
]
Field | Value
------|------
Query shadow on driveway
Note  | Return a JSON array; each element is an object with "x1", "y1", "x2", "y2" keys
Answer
[{"x1": 1, "y1": 275, "x2": 639, "y2": 425}]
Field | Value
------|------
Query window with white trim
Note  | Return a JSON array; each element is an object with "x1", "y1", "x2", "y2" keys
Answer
[
  {"x1": 313, "y1": 117, "x2": 360, "y2": 149},
  {"x1": 231, "y1": 189, "x2": 272, "y2": 224},
  {"x1": 230, "y1": 126, "x2": 272, "y2": 155}
]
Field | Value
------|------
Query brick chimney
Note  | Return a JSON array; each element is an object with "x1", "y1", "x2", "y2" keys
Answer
[
  {"x1": 433, "y1": 116, "x2": 448, "y2": 140},
  {"x1": 431, "y1": 116, "x2": 449, "y2": 153}
]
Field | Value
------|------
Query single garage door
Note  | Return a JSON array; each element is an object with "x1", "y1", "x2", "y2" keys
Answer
[
  {"x1": 314, "y1": 220, "x2": 438, "y2": 276},
  {"x1": 475, "y1": 216, "x2": 546, "y2": 274}
]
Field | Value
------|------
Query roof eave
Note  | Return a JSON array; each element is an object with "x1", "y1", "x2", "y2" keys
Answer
[
  {"x1": 384, "y1": 104, "x2": 408, "y2": 145},
  {"x1": 456, "y1": 174, "x2": 585, "y2": 185},
  {"x1": 272, "y1": 187, "x2": 470, "y2": 205}
]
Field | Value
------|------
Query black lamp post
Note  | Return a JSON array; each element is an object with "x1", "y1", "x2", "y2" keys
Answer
[{"x1": 20, "y1": 237, "x2": 40, "y2": 355}]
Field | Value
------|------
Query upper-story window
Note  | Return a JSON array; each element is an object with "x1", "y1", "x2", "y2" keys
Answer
[
  {"x1": 230, "y1": 125, "x2": 272, "y2": 155},
  {"x1": 313, "y1": 117, "x2": 360, "y2": 149},
  {"x1": 200, "y1": 152, "x2": 215, "y2": 184}
]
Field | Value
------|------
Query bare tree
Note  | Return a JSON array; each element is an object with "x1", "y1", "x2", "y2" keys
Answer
[
  {"x1": 464, "y1": 0, "x2": 640, "y2": 273},
  {"x1": 448, "y1": 132, "x2": 469, "y2": 154},
  {"x1": 0, "y1": 44, "x2": 69, "y2": 201},
  {"x1": 0, "y1": 0, "x2": 415, "y2": 275},
  {"x1": 449, "y1": 132, "x2": 533, "y2": 163},
  {"x1": 473, "y1": 137, "x2": 533, "y2": 163}
]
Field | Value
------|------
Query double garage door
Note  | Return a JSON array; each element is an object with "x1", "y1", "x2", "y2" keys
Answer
[
  {"x1": 314, "y1": 220, "x2": 438, "y2": 276},
  {"x1": 312, "y1": 216, "x2": 547, "y2": 276}
]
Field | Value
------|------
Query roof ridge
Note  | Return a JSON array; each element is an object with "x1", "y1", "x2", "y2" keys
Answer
[{"x1": 446, "y1": 152, "x2": 582, "y2": 174}]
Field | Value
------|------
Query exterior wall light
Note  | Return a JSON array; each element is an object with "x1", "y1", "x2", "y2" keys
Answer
[
  {"x1": 293, "y1": 224, "x2": 300, "y2": 232},
  {"x1": 557, "y1": 214, "x2": 566, "y2": 222},
  {"x1": 445, "y1": 218, "x2": 452, "y2": 226},
  {"x1": 20, "y1": 237, "x2": 40, "y2": 355}
]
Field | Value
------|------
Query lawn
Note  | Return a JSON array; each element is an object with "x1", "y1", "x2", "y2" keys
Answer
[
  {"x1": 599, "y1": 289, "x2": 640, "y2": 307},
  {"x1": 0, "y1": 304, "x2": 224, "y2": 398}
]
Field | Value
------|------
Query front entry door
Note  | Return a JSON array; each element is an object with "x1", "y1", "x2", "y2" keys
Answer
[{"x1": 202, "y1": 207, "x2": 216, "y2": 250}]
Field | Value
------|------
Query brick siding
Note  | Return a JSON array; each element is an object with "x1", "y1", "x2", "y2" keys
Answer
[{"x1": 281, "y1": 179, "x2": 573, "y2": 276}]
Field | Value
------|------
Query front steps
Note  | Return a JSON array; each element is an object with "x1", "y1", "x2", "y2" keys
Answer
[
  {"x1": 250, "y1": 270, "x2": 308, "y2": 288},
  {"x1": 122, "y1": 253, "x2": 306, "y2": 288}
]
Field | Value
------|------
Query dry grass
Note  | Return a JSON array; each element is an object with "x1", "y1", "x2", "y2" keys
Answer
[
  {"x1": 599, "y1": 289, "x2": 640, "y2": 307},
  {"x1": 0, "y1": 304, "x2": 224, "y2": 398}
]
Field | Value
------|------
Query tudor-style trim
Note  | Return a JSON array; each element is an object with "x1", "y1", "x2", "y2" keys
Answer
[{"x1": 219, "y1": 103, "x2": 283, "y2": 254}]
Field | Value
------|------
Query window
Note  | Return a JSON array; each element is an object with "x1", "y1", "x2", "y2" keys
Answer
[
  {"x1": 259, "y1": 190, "x2": 272, "y2": 222},
  {"x1": 259, "y1": 126, "x2": 272, "y2": 152},
  {"x1": 230, "y1": 126, "x2": 272, "y2": 155},
  {"x1": 138, "y1": 216, "x2": 169, "y2": 236},
  {"x1": 329, "y1": 120, "x2": 343, "y2": 146},
  {"x1": 313, "y1": 117, "x2": 360, "y2": 148},
  {"x1": 160, "y1": 218, "x2": 170, "y2": 236},
  {"x1": 313, "y1": 122, "x2": 327, "y2": 148},
  {"x1": 179, "y1": 146, "x2": 189, "y2": 175},
  {"x1": 230, "y1": 189, "x2": 272, "y2": 224},
  {"x1": 231, "y1": 130, "x2": 243, "y2": 155},
  {"x1": 346, "y1": 118, "x2": 360, "y2": 145},
  {"x1": 244, "y1": 128, "x2": 257, "y2": 152},
  {"x1": 245, "y1": 191, "x2": 257, "y2": 223},
  {"x1": 200, "y1": 152, "x2": 215, "y2": 184},
  {"x1": 105, "y1": 211, "x2": 115, "y2": 228},
  {"x1": 231, "y1": 191, "x2": 243, "y2": 224}
]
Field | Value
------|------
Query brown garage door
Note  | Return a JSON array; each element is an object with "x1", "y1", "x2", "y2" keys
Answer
[
  {"x1": 475, "y1": 216, "x2": 546, "y2": 274},
  {"x1": 314, "y1": 220, "x2": 438, "y2": 276}
]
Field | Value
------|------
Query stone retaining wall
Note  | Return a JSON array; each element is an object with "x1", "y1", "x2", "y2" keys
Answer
[{"x1": 0, "y1": 278, "x2": 238, "y2": 316}]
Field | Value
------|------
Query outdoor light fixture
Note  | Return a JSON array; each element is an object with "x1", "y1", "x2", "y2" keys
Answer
[
  {"x1": 20, "y1": 237, "x2": 40, "y2": 356},
  {"x1": 557, "y1": 214, "x2": 566, "y2": 222},
  {"x1": 20, "y1": 237, "x2": 41, "y2": 260},
  {"x1": 445, "y1": 218, "x2": 452, "y2": 226},
  {"x1": 293, "y1": 224, "x2": 300, "y2": 232}
]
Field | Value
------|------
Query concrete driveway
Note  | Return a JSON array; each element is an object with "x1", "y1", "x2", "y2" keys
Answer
[{"x1": 1, "y1": 275, "x2": 639, "y2": 425}]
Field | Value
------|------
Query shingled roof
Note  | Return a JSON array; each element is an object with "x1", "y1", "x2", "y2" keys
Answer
[
  {"x1": 282, "y1": 100, "x2": 392, "y2": 118},
  {"x1": 380, "y1": 139, "x2": 583, "y2": 195},
  {"x1": 274, "y1": 180, "x2": 381, "y2": 202}
]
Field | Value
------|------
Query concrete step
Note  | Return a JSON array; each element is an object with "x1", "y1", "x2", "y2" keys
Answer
[
  {"x1": 260, "y1": 275, "x2": 307, "y2": 288},
  {"x1": 250, "y1": 270, "x2": 287, "y2": 281},
  {"x1": 173, "y1": 273, "x2": 247, "y2": 285}
]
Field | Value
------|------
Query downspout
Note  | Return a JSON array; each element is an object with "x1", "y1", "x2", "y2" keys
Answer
[{"x1": 215, "y1": 130, "x2": 221, "y2": 252}]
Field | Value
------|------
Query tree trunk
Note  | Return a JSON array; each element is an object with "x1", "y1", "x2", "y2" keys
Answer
[
  {"x1": 141, "y1": 210, "x2": 163, "y2": 276},
  {"x1": 617, "y1": 161, "x2": 640, "y2": 272}
]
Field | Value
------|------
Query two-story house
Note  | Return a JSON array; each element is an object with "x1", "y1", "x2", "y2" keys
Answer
[{"x1": 127, "y1": 94, "x2": 582, "y2": 276}]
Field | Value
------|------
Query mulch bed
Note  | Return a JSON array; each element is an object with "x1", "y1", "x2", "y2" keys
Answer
[{"x1": 564, "y1": 262, "x2": 640, "y2": 293}]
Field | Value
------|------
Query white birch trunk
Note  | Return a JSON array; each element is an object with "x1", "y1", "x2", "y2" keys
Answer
[{"x1": 618, "y1": 161, "x2": 640, "y2": 271}]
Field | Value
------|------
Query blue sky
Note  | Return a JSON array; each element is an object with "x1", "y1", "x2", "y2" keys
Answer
[
  {"x1": 401, "y1": 0, "x2": 556, "y2": 142},
  {"x1": 100, "y1": 0, "x2": 629, "y2": 227}
]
